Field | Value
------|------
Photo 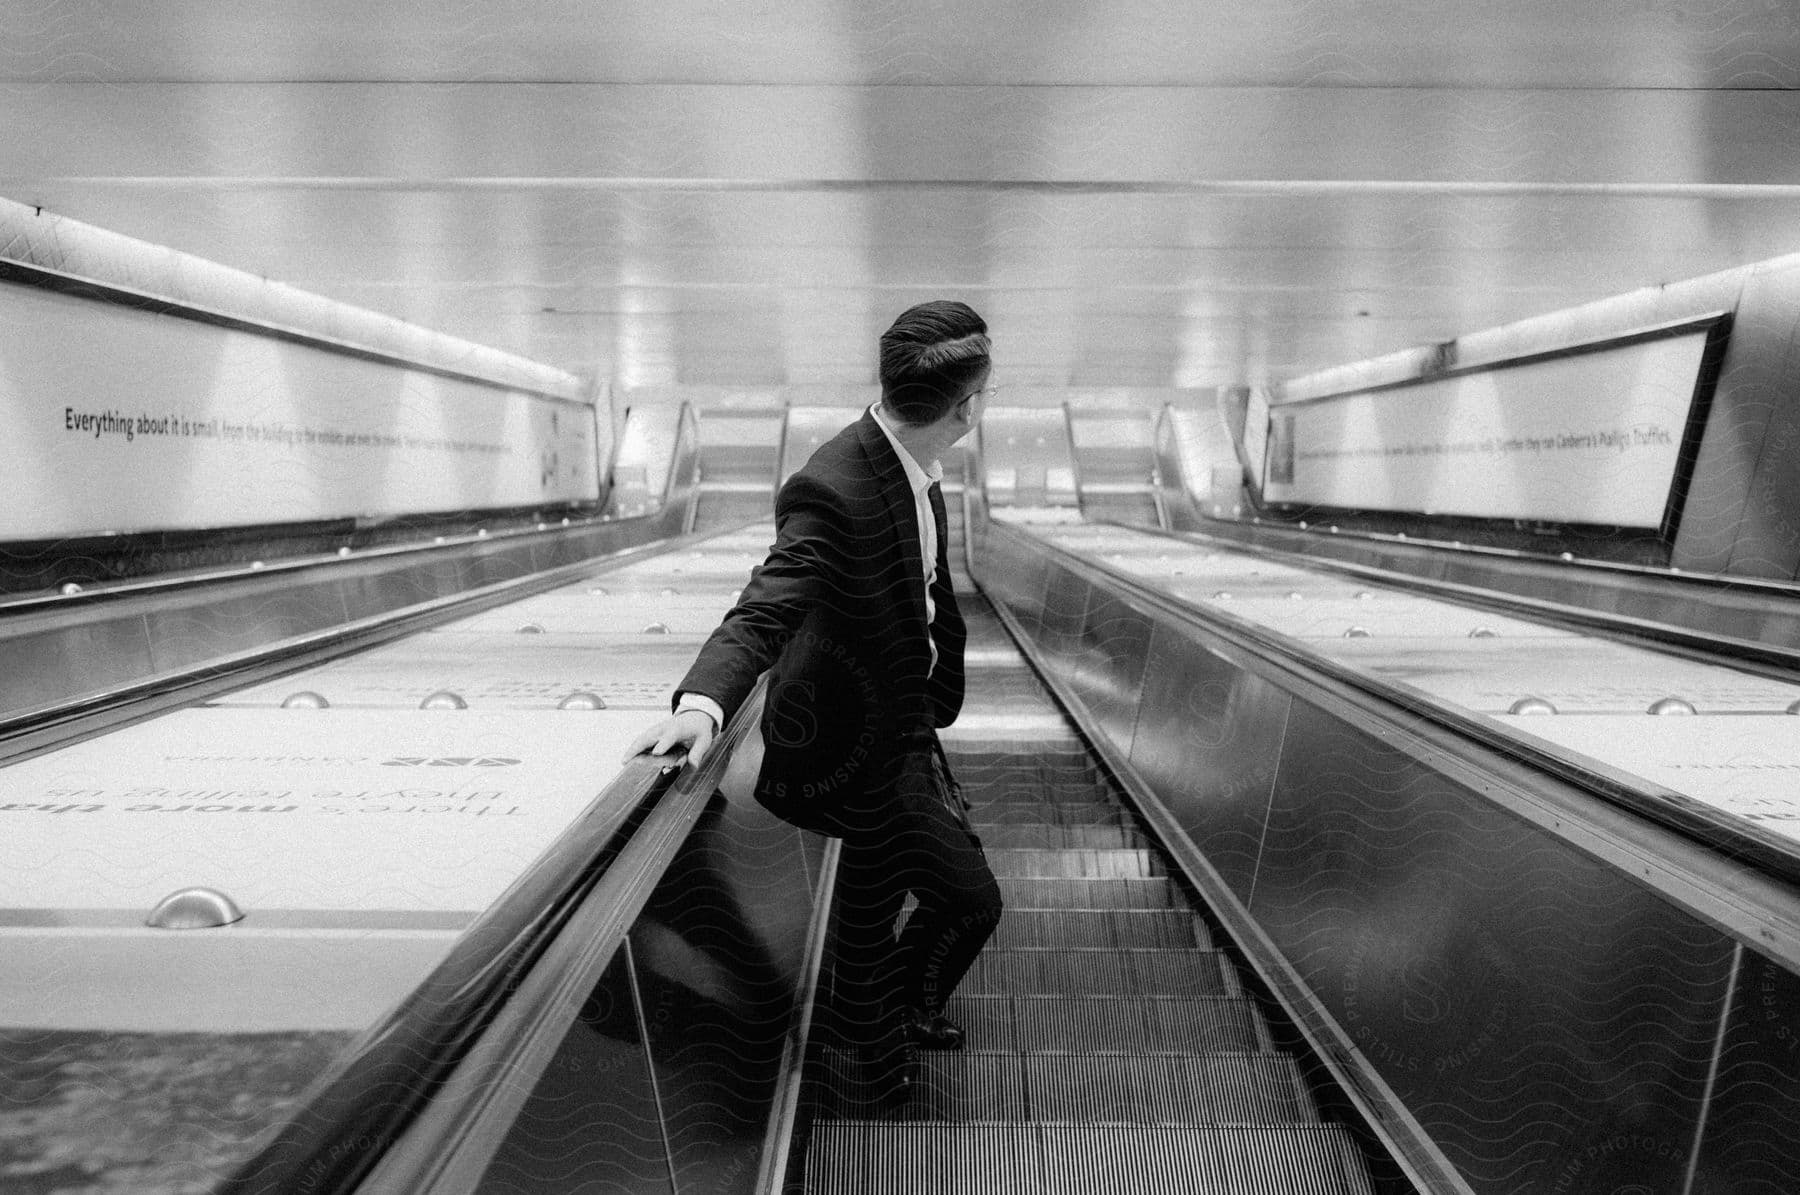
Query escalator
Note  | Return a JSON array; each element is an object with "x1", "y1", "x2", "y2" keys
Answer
[
  {"x1": 692, "y1": 409, "x2": 782, "y2": 531},
  {"x1": 799, "y1": 596, "x2": 1380, "y2": 1193}
]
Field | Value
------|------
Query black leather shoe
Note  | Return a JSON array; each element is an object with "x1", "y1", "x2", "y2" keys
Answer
[{"x1": 906, "y1": 1011, "x2": 967, "y2": 1051}]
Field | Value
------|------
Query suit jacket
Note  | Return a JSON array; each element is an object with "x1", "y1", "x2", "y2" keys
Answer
[{"x1": 675, "y1": 410, "x2": 966, "y2": 836}]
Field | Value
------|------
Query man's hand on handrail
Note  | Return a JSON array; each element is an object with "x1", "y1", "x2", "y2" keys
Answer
[{"x1": 623, "y1": 708, "x2": 717, "y2": 767}]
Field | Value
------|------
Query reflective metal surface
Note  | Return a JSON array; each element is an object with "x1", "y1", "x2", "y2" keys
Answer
[
  {"x1": 481, "y1": 947, "x2": 675, "y2": 1194},
  {"x1": 1259, "y1": 699, "x2": 1732, "y2": 1195},
  {"x1": 1692, "y1": 946, "x2": 1800, "y2": 1190},
  {"x1": 975, "y1": 517, "x2": 1800, "y2": 1194},
  {"x1": 144, "y1": 886, "x2": 246, "y2": 930},
  {"x1": 1061, "y1": 584, "x2": 1152, "y2": 751},
  {"x1": 634, "y1": 793, "x2": 818, "y2": 1192},
  {"x1": 1128, "y1": 625, "x2": 1292, "y2": 904}
]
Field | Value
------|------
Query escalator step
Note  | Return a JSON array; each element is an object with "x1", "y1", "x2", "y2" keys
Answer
[
  {"x1": 1036, "y1": 1124, "x2": 1374, "y2": 1195},
  {"x1": 997, "y1": 876, "x2": 1178, "y2": 909},
  {"x1": 985, "y1": 848, "x2": 1159, "y2": 879},
  {"x1": 1023, "y1": 1054, "x2": 1192, "y2": 1124},
  {"x1": 940, "y1": 723, "x2": 1080, "y2": 749},
  {"x1": 811, "y1": 1051, "x2": 1029, "y2": 1123},
  {"x1": 1128, "y1": 949, "x2": 1243, "y2": 998},
  {"x1": 1188, "y1": 1054, "x2": 1318, "y2": 1122},
  {"x1": 806, "y1": 1123, "x2": 1372, "y2": 1195},
  {"x1": 949, "y1": 995, "x2": 1266, "y2": 1054},
  {"x1": 806, "y1": 1122, "x2": 1039, "y2": 1195},
  {"x1": 964, "y1": 950, "x2": 1134, "y2": 996},
  {"x1": 964, "y1": 774, "x2": 1115, "y2": 806},
  {"x1": 811, "y1": 1051, "x2": 1313, "y2": 1127},
  {"x1": 1023, "y1": 1053, "x2": 1318, "y2": 1125},
  {"x1": 962, "y1": 950, "x2": 1238, "y2": 999},
  {"x1": 988, "y1": 909, "x2": 1212, "y2": 951},
  {"x1": 1146, "y1": 997, "x2": 1271, "y2": 1053},
  {"x1": 977, "y1": 823, "x2": 1144, "y2": 850},
  {"x1": 946, "y1": 753, "x2": 1098, "y2": 782},
  {"x1": 1012, "y1": 995, "x2": 1265, "y2": 1054},
  {"x1": 970, "y1": 801, "x2": 1124, "y2": 828}
]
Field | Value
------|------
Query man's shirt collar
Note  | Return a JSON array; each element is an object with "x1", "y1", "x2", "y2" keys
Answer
[{"x1": 870, "y1": 403, "x2": 943, "y2": 491}]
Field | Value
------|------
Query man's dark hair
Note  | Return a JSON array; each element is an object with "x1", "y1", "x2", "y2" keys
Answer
[{"x1": 878, "y1": 300, "x2": 990, "y2": 426}]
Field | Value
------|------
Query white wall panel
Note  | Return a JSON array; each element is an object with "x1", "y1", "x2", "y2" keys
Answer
[
  {"x1": 1261, "y1": 328, "x2": 1711, "y2": 528},
  {"x1": 1, "y1": 285, "x2": 599, "y2": 539}
]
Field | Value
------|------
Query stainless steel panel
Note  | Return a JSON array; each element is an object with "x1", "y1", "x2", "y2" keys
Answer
[
  {"x1": 1063, "y1": 585, "x2": 1151, "y2": 752},
  {"x1": 480, "y1": 946, "x2": 674, "y2": 1195},
  {"x1": 1690, "y1": 946, "x2": 1800, "y2": 1191},
  {"x1": 1034, "y1": 563, "x2": 1092, "y2": 661},
  {"x1": 338, "y1": 554, "x2": 463, "y2": 610},
  {"x1": 1255, "y1": 698, "x2": 1735, "y2": 1194},
  {"x1": 139, "y1": 583, "x2": 350, "y2": 672},
  {"x1": 633, "y1": 791, "x2": 819, "y2": 1193},
  {"x1": 1128, "y1": 623, "x2": 1291, "y2": 904},
  {"x1": 0, "y1": 617, "x2": 157, "y2": 716}
]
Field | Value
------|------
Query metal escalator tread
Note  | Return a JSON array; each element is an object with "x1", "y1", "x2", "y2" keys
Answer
[
  {"x1": 807, "y1": 1122, "x2": 1374, "y2": 1195},
  {"x1": 799, "y1": 607, "x2": 1377, "y2": 1194}
]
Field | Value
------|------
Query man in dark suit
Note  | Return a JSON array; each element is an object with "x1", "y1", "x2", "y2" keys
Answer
[{"x1": 626, "y1": 300, "x2": 1003, "y2": 1092}]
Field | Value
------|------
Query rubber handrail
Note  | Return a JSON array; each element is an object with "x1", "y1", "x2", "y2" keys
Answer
[
  {"x1": 350, "y1": 685, "x2": 767, "y2": 1192},
  {"x1": 214, "y1": 754, "x2": 679, "y2": 1194}
]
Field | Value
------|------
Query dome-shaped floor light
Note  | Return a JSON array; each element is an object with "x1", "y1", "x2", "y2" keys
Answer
[{"x1": 147, "y1": 887, "x2": 244, "y2": 929}]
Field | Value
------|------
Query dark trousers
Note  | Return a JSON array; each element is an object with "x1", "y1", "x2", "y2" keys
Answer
[{"x1": 830, "y1": 751, "x2": 1003, "y2": 1043}]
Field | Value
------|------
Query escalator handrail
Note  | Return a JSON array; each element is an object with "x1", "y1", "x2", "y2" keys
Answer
[
  {"x1": 990, "y1": 516, "x2": 1800, "y2": 912},
  {"x1": 222, "y1": 685, "x2": 764, "y2": 1194},
  {"x1": 214, "y1": 753, "x2": 684, "y2": 1194},
  {"x1": 347, "y1": 687, "x2": 763, "y2": 1187}
]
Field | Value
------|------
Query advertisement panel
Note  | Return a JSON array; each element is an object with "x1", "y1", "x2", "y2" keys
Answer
[
  {"x1": 1259, "y1": 328, "x2": 1712, "y2": 528},
  {"x1": 2, "y1": 286, "x2": 599, "y2": 540}
]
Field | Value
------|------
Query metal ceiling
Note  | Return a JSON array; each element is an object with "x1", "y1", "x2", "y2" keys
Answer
[{"x1": 3, "y1": 2, "x2": 1799, "y2": 395}]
